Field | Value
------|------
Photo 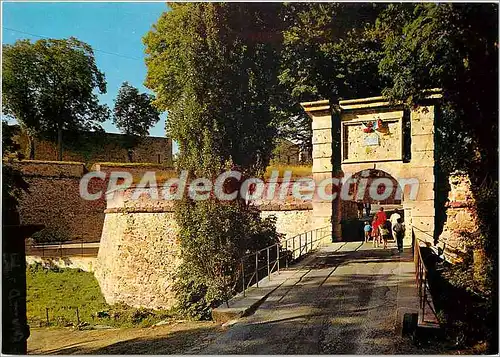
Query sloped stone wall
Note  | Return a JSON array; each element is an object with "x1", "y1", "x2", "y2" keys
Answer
[
  {"x1": 95, "y1": 211, "x2": 181, "y2": 310},
  {"x1": 95, "y1": 184, "x2": 313, "y2": 310},
  {"x1": 437, "y1": 172, "x2": 479, "y2": 262}
]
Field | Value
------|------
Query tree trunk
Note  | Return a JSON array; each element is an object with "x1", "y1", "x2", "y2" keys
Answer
[
  {"x1": 57, "y1": 125, "x2": 63, "y2": 161},
  {"x1": 27, "y1": 135, "x2": 35, "y2": 160}
]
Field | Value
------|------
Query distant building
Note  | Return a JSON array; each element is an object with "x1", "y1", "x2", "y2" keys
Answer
[
  {"x1": 5, "y1": 125, "x2": 172, "y2": 165},
  {"x1": 270, "y1": 139, "x2": 312, "y2": 165}
]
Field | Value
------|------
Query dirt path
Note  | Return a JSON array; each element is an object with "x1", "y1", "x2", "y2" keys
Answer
[{"x1": 28, "y1": 321, "x2": 223, "y2": 354}]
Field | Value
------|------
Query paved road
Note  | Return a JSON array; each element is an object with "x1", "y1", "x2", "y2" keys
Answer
[{"x1": 196, "y1": 241, "x2": 426, "y2": 354}]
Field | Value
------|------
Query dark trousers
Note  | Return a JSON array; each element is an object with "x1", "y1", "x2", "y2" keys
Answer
[{"x1": 396, "y1": 233, "x2": 404, "y2": 251}]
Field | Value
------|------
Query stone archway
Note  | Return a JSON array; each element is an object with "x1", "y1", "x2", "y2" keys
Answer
[{"x1": 302, "y1": 92, "x2": 441, "y2": 245}]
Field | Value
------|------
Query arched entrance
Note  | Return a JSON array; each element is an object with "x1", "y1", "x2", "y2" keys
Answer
[
  {"x1": 302, "y1": 92, "x2": 440, "y2": 245},
  {"x1": 340, "y1": 169, "x2": 404, "y2": 241}
]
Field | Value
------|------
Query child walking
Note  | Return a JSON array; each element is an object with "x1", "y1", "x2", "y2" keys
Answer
[
  {"x1": 364, "y1": 221, "x2": 372, "y2": 243},
  {"x1": 379, "y1": 221, "x2": 391, "y2": 249}
]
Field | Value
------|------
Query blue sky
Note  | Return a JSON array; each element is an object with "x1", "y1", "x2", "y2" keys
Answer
[{"x1": 2, "y1": 2, "x2": 169, "y2": 138}]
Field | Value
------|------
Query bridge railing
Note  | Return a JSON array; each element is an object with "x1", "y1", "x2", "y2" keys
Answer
[
  {"x1": 25, "y1": 240, "x2": 100, "y2": 258},
  {"x1": 238, "y1": 226, "x2": 331, "y2": 297},
  {"x1": 413, "y1": 232, "x2": 440, "y2": 327}
]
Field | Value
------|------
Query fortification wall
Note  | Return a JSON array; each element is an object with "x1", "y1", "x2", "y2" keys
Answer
[
  {"x1": 95, "y1": 181, "x2": 313, "y2": 309},
  {"x1": 11, "y1": 128, "x2": 173, "y2": 165},
  {"x1": 95, "y1": 211, "x2": 181, "y2": 310},
  {"x1": 8, "y1": 160, "x2": 175, "y2": 242},
  {"x1": 437, "y1": 172, "x2": 479, "y2": 262}
]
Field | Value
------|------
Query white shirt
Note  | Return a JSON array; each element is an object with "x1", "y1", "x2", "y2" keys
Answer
[{"x1": 390, "y1": 212, "x2": 401, "y2": 227}]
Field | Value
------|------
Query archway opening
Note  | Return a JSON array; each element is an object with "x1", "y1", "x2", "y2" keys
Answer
[{"x1": 341, "y1": 169, "x2": 405, "y2": 242}]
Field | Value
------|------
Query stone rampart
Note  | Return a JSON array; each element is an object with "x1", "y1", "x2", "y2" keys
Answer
[
  {"x1": 95, "y1": 181, "x2": 313, "y2": 309},
  {"x1": 437, "y1": 172, "x2": 479, "y2": 262}
]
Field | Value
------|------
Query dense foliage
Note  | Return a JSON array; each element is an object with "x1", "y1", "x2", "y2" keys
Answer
[
  {"x1": 2, "y1": 37, "x2": 109, "y2": 160},
  {"x1": 144, "y1": 3, "x2": 283, "y2": 318},
  {"x1": 113, "y1": 82, "x2": 160, "y2": 137}
]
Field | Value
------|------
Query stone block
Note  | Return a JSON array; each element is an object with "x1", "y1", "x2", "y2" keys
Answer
[
  {"x1": 312, "y1": 115, "x2": 333, "y2": 130},
  {"x1": 313, "y1": 143, "x2": 333, "y2": 159},
  {"x1": 411, "y1": 106, "x2": 434, "y2": 121},
  {"x1": 416, "y1": 183, "x2": 435, "y2": 201},
  {"x1": 408, "y1": 168, "x2": 435, "y2": 183},
  {"x1": 410, "y1": 151, "x2": 434, "y2": 167},
  {"x1": 313, "y1": 172, "x2": 335, "y2": 182},
  {"x1": 312, "y1": 128, "x2": 332, "y2": 145},
  {"x1": 411, "y1": 119, "x2": 435, "y2": 136},
  {"x1": 411, "y1": 134, "x2": 434, "y2": 152},
  {"x1": 412, "y1": 216, "x2": 434, "y2": 233},
  {"x1": 411, "y1": 201, "x2": 435, "y2": 217},
  {"x1": 313, "y1": 157, "x2": 333, "y2": 173}
]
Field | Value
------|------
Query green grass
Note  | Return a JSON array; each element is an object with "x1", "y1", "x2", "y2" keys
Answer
[{"x1": 26, "y1": 264, "x2": 174, "y2": 328}]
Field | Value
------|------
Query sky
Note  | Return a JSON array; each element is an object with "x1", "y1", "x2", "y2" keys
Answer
[{"x1": 2, "y1": 1, "x2": 170, "y2": 139}]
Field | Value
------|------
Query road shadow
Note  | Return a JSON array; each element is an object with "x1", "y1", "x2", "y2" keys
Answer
[{"x1": 30, "y1": 325, "x2": 221, "y2": 355}]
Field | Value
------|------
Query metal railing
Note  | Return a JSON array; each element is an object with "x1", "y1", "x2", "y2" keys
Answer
[
  {"x1": 413, "y1": 234, "x2": 440, "y2": 326},
  {"x1": 238, "y1": 226, "x2": 331, "y2": 297},
  {"x1": 25, "y1": 241, "x2": 100, "y2": 258}
]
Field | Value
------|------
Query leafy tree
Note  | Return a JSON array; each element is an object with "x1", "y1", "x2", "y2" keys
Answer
[
  {"x1": 144, "y1": 3, "x2": 283, "y2": 317},
  {"x1": 2, "y1": 121, "x2": 22, "y2": 159},
  {"x1": 377, "y1": 3, "x2": 498, "y2": 177},
  {"x1": 2, "y1": 37, "x2": 109, "y2": 160},
  {"x1": 113, "y1": 82, "x2": 160, "y2": 137},
  {"x1": 376, "y1": 4, "x2": 498, "y2": 351},
  {"x1": 277, "y1": 3, "x2": 388, "y2": 155}
]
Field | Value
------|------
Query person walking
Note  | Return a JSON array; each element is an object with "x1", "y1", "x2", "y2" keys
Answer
[
  {"x1": 364, "y1": 221, "x2": 372, "y2": 243},
  {"x1": 393, "y1": 218, "x2": 405, "y2": 252},
  {"x1": 364, "y1": 201, "x2": 371, "y2": 217},
  {"x1": 356, "y1": 200, "x2": 364, "y2": 218},
  {"x1": 373, "y1": 207, "x2": 387, "y2": 247},
  {"x1": 371, "y1": 217, "x2": 379, "y2": 247},
  {"x1": 389, "y1": 210, "x2": 402, "y2": 241},
  {"x1": 379, "y1": 221, "x2": 391, "y2": 249},
  {"x1": 375, "y1": 207, "x2": 387, "y2": 227}
]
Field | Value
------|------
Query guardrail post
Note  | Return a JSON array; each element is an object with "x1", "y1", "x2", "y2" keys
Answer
[
  {"x1": 292, "y1": 236, "x2": 295, "y2": 261},
  {"x1": 277, "y1": 244, "x2": 280, "y2": 274},
  {"x1": 267, "y1": 247, "x2": 271, "y2": 280},
  {"x1": 255, "y1": 253, "x2": 259, "y2": 287},
  {"x1": 285, "y1": 240, "x2": 288, "y2": 268},
  {"x1": 241, "y1": 259, "x2": 245, "y2": 297}
]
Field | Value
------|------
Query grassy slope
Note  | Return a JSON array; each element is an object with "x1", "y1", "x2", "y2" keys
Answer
[
  {"x1": 26, "y1": 265, "x2": 172, "y2": 328},
  {"x1": 27, "y1": 265, "x2": 108, "y2": 327}
]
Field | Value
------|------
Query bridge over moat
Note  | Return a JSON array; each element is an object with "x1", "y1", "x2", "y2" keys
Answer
[{"x1": 205, "y1": 242, "x2": 436, "y2": 354}]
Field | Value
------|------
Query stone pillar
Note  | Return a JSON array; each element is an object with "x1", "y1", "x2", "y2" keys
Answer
[
  {"x1": 301, "y1": 100, "x2": 335, "y2": 243},
  {"x1": 408, "y1": 105, "x2": 436, "y2": 245},
  {"x1": 403, "y1": 204, "x2": 413, "y2": 247}
]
